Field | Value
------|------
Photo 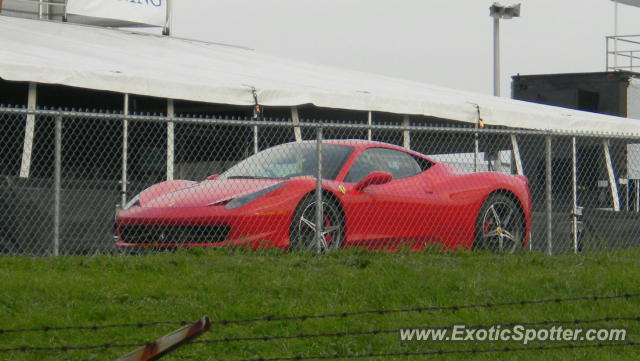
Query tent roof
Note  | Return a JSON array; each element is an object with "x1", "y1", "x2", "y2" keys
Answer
[{"x1": 1, "y1": 15, "x2": 638, "y2": 134}]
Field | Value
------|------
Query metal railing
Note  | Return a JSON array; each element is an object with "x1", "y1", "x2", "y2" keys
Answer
[
  {"x1": 2, "y1": 106, "x2": 640, "y2": 256},
  {"x1": 606, "y1": 34, "x2": 640, "y2": 72},
  {"x1": 0, "y1": 0, "x2": 65, "y2": 20}
]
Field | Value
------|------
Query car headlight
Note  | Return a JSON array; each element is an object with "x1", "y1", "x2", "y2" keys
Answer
[
  {"x1": 225, "y1": 183, "x2": 286, "y2": 210},
  {"x1": 124, "y1": 194, "x2": 140, "y2": 210}
]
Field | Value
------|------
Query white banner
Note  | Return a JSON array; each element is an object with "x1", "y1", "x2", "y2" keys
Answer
[{"x1": 66, "y1": 0, "x2": 167, "y2": 27}]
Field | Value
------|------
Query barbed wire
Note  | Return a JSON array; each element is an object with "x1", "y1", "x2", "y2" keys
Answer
[
  {"x1": 193, "y1": 315, "x2": 640, "y2": 345},
  {"x1": 0, "y1": 321, "x2": 188, "y2": 335},
  {"x1": 0, "y1": 342, "x2": 146, "y2": 353},
  {"x1": 2, "y1": 315, "x2": 638, "y2": 354},
  {"x1": 212, "y1": 293, "x2": 640, "y2": 326},
  {"x1": 1, "y1": 293, "x2": 638, "y2": 335},
  {"x1": 214, "y1": 342, "x2": 640, "y2": 361}
]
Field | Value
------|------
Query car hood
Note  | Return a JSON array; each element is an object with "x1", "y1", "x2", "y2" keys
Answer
[{"x1": 142, "y1": 179, "x2": 284, "y2": 208}]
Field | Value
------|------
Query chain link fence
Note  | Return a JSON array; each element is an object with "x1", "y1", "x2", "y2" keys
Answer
[{"x1": 1, "y1": 106, "x2": 640, "y2": 256}]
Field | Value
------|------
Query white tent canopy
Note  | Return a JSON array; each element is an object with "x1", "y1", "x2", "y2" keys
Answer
[{"x1": 0, "y1": 15, "x2": 638, "y2": 134}]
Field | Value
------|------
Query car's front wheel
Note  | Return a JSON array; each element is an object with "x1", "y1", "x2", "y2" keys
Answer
[
  {"x1": 473, "y1": 193, "x2": 524, "y2": 253},
  {"x1": 289, "y1": 194, "x2": 344, "y2": 252}
]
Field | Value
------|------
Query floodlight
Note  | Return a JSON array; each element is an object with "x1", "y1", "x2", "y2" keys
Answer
[{"x1": 490, "y1": 3, "x2": 521, "y2": 19}]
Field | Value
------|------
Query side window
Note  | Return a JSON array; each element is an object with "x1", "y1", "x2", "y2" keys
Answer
[
  {"x1": 345, "y1": 148, "x2": 424, "y2": 182},
  {"x1": 344, "y1": 150, "x2": 380, "y2": 183}
]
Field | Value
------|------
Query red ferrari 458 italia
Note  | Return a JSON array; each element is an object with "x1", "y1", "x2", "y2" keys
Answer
[{"x1": 115, "y1": 140, "x2": 531, "y2": 252}]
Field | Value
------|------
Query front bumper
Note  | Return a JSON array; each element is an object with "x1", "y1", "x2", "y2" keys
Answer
[{"x1": 115, "y1": 205, "x2": 292, "y2": 249}]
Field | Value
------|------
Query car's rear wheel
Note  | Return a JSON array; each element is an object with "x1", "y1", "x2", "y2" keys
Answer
[
  {"x1": 290, "y1": 194, "x2": 344, "y2": 252},
  {"x1": 473, "y1": 193, "x2": 524, "y2": 253}
]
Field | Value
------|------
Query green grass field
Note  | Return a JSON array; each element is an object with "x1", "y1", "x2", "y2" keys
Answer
[{"x1": 0, "y1": 249, "x2": 639, "y2": 361}]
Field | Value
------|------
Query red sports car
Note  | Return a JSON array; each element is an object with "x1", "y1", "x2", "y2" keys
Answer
[{"x1": 115, "y1": 140, "x2": 531, "y2": 253}]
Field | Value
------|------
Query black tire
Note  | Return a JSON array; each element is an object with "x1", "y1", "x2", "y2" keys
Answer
[
  {"x1": 289, "y1": 194, "x2": 344, "y2": 252},
  {"x1": 473, "y1": 193, "x2": 524, "y2": 253}
]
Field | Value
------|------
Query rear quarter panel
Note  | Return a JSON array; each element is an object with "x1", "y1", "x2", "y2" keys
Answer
[{"x1": 426, "y1": 168, "x2": 531, "y2": 250}]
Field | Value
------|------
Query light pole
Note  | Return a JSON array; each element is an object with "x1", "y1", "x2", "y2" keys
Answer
[
  {"x1": 614, "y1": 0, "x2": 618, "y2": 69},
  {"x1": 489, "y1": 3, "x2": 521, "y2": 97}
]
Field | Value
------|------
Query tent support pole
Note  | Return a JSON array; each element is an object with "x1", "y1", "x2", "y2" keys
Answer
[
  {"x1": 167, "y1": 99, "x2": 175, "y2": 181},
  {"x1": 292, "y1": 107, "x2": 302, "y2": 142},
  {"x1": 511, "y1": 134, "x2": 523, "y2": 175},
  {"x1": 604, "y1": 140, "x2": 620, "y2": 211},
  {"x1": 20, "y1": 82, "x2": 37, "y2": 178},
  {"x1": 403, "y1": 115, "x2": 410, "y2": 149}
]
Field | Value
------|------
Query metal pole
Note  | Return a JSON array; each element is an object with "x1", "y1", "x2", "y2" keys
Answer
[
  {"x1": 167, "y1": 99, "x2": 175, "y2": 181},
  {"x1": 474, "y1": 106, "x2": 480, "y2": 173},
  {"x1": 606, "y1": 37, "x2": 610, "y2": 71},
  {"x1": 545, "y1": 135, "x2": 553, "y2": 256},
  {"x1": 402, "y1": 115, "x2": 410, "y2": 149},
  {"x1": 315, "y1": 127, "x2": 324, "y2": 252},
  {"x1": 53, "y1": 114, "x2": 62, "y2": 257},
  {"x1": 511, "y1": 134, "x2": 523, "y2": 175},
  {"x1": 20, "y1": 82, "x2": 37, "y2": 178},
  {"x1": 493, "y1": 17, "x2": 500, "y2": 97},
  {"x1": 38, "y1": 0, "x2": 44, "y2": 19},
  {"x1": 253, "y1": 125, "x2": 259, "y2": 154},
  {"x1": 121, "y1": 94, "x2": 129, "y2": 208},
  {"x1": 367, "y1": 111, "x2": 372, "y2": 141},
  {"x1": 633, "y1": 179, "x2": 640, "y2": 213},
  {"x1": 291, "y1": 107, "x2": 302, "y2": 142},
  {"x1": 474, "y1": 128, "x2": 479, "y2": 172},
  {"x1": 614, "y1": 0, "x2": 619, "y2": 70},
  {"x1": 162, "y1": 0, "x2": 171, "y2": 35},
  {"x1": 603, "y1": 140, "x2": 620, "y2": 211},
  {"x1": 572, "y1": 137, "x2": 578, "y2": 254}
]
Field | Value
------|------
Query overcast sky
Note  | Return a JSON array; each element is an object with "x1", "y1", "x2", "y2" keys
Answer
[{"x1": 167, "y1": 0, "x2": 640, "y2": 97}]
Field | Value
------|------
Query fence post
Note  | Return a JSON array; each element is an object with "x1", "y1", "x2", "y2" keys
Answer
[
  {"x1": 572, "y1": 137, "x2": 578, "y2": 254},
  {"x1": 315, "y1": 127, "x2": 324, "y2": 252},
  {"x1": 121, "y1": 94, "x2": 129, "y2": 208},
  {"x1": 474, "y1": 105, "x2": 481, "y2": 173},
  {"x1": 166, "y1": 99, "x2": 175, "y2": 181},
  {"x1": 253, "y1": 125, "x2": 259, "y2": 154},
  {"x1": 402, "y1": 115, "x2": 410, "y2": 150},
  {"x1": 545, "y1": 135, "x2": 553, "y2": 256},
  {"x1": 53, "y1": 113, "x2": 62, "y2": 257},
  {"x1": 474, "y1": 127, "x2": 479, "y2": 173},
  {"x1": 367, "y1": 111, "x2": 372, "y2": 141}
]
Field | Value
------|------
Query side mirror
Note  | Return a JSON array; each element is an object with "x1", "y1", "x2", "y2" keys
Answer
[
  {"x1": 206, "y1": 174, "x2": 219, "y2": 181},
  {"x1": 354, "y1": 171, "x2": 392, "y2": 191}
]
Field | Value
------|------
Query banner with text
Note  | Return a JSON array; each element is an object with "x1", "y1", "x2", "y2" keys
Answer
[{"x1": 66, "y1": 0, "x2": 167, "y2": 27}]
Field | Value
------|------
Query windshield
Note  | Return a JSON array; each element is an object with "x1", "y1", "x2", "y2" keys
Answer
[{"x1": 219, "y1": 143, "x2": 353, "y2": 180}]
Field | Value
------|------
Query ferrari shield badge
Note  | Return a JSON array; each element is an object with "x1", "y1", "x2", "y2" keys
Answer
[{"x1": 338, "y1": 185, "x2": 347, "y2": 195}]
